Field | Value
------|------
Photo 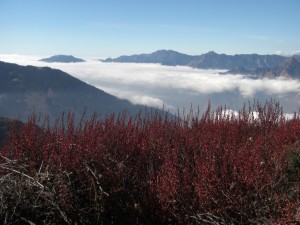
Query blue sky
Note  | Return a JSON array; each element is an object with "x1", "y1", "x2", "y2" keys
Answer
[{"x1": 0, "y1": 0, "x2": 299, "y2": 57}]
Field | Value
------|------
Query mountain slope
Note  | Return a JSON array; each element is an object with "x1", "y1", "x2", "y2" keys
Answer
[
  {"x1": 102, "y1": 50, "x2": 286, "y2": 70},
  {"x1": 102, "y1": 50, "x2": 195, "y2": 66},
  {"x1": 269, "y1": 57, "x2": 300, "y2": 79},
  {"x1": 223, "y1": 57, "x2": 300, "y2": 79},
  {"x1": 188, "y1": 51, "x2": 285, "y2": 70},
  {"x1": 40, "y1": 55, "x2": 85, "y2": 63},
  {"x1": 0, "y1": 61, "x2": 159, "y2": 122}
]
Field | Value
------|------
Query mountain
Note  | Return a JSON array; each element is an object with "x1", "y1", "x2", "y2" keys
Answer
[
  {"x1": 39, "y1": 55, "x2": 85, "y2": 63},
  {"x1": 263, "y1": 57, "x2": 300, "y2": 79},
  {"x1": 221, "y1": 67, "x2": 269, "y2": 77},
  {"x1": 102, "y1": 50, "x2": 194, "y2": 66},
  {"x1": 102, "y1": 50, "x2": 300, "y2": 78},
  {"x1": 101, "y1": 50, "x2": 286, "y2": 70},
  {"x1": 189, "y1": 51, "x2": 286, "y2": 70},
  {"x1": 0, "y1": 61, "x2": 162, "y2": 123},
  {"x1": 223, "y1": 57, "x2": 300, "y2": 79},
  {"x1": 292, "y1": 54, "x2": 300, "y2": 61}
]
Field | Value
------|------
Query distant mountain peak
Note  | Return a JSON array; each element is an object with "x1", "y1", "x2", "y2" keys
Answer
[
  {"x1": 101, "y1": 49, "x2": 194, "y2": 66},
  {"x1": 39, "y1": 55, "x2": 85, "y2": 63},
  {"x1": 155, "y1": 49, "x2": 174, "y2": 53},
  {"x1": 205, "y1": 51, "x2": 217, "y2": 55},
  {"x1": 154, "y1": 49, "x2": 181, "y2": 54}
]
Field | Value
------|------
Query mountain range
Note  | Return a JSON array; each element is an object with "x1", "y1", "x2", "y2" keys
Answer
[
  {"x1": 223, "y1": 56, "x2": 300, "y2": 79},
  {"x1": 40, "y1": 55, "x2": 85, "y2": 63},
  {"x1": 101, "y1": 50, "x2": 287, "y2": 71},
  {"x1": 102, "y1": 50, "x2": 195, "y2": 66},
  {"x1": 0, "y1": 61, "x2": 161, "y2": 123}
]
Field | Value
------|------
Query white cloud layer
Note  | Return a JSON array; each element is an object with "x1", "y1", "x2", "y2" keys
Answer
[{"x1": 0, "y1": 54, "x2": 299, "y2": 113}]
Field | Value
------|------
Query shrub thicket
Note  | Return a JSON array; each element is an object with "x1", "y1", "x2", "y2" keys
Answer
[{"x1": 0, "y1": 100, "x2": 299, "y2": 224}]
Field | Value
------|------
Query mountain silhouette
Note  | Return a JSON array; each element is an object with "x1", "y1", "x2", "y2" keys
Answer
[
  {"x1": 224, "y1": 56, "x2": 300, "y2": 79},
  {"x1": 103, "y1": 50, "x2": 194, "y2": 66},
  {"x1": 40, "y1": 55, "x2": 85, "y2": 63},
  {"x1": 102, "y1": 50, "x2": 286, "y2": 70}
]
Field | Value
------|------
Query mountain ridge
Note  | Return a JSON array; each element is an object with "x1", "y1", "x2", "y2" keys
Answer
[
  {"x1": 223, "y1": 56, "x2": 300, "y2": 79},
  {"x1": 103, "y1": 50, "x2": 194, "y2": 66},
  {"x1": 101, "y1": 50, "x2": 287, "y2": 71},
  {"x1": 40, "y1": 55, "x2": 85, "y2": 63}
]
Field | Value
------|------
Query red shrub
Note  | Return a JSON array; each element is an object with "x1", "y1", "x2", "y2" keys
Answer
[{"x1": 0, "y1": 100, "x2": 299, "y2": 224}]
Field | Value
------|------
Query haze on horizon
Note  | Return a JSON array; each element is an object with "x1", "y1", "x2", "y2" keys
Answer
[{"x1": 0, "y1": 0, "x2": 300, "y2": 57}]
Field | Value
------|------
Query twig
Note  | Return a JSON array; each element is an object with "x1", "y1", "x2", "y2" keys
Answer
[
  {"x1": 20, "y1": 217, "x2": 36, "y2": 225},
  {"x1": 86, "y1": 165, "x2": 109, "y2": 197},
  {"x1": 0, "y1": 165, "x2": 44, "y2": 189}
]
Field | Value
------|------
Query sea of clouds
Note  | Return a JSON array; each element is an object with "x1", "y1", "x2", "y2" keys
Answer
[{"x1": 0, "y1": 54, "x2": 299, "y2": 114}]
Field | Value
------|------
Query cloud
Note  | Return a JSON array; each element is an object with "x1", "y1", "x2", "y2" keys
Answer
[
  {"x1": 275, "y1": 50, "x2": 300, "y2": 56},
  {"x1": 95, "y1": 85, "x2": 175, "y2": 110},
  {"x1": 275, "y1": 50, "x2": 284, "y2": 55},
  {"x1": 0, "y1": 54, "x2": 299, "y2": 113},
  {"x1": 293, "y1": 50, "x2": 300, "y2": 55}
]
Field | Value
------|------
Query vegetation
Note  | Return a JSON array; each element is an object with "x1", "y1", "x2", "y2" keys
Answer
[{"x1": 0, "y1": 100, "x2": 299, "y2": 224}]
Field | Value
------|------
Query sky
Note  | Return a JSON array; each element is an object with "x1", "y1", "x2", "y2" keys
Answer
[{"x1": 1, "y1": 0, "x2": 300, "y2": 57}]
